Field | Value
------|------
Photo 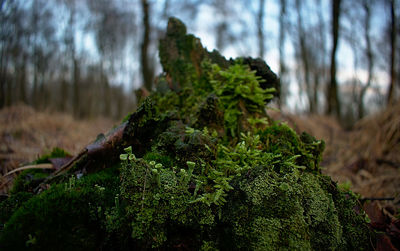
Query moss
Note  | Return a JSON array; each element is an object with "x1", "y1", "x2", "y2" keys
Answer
[
  {"x1": 260, "y1": 122, "x2": 325, "y2": 173},
  {"x1": 11, "y1": 169, "x2": 50, "y2": 194},
  {"x1": 119, "y1": 155, "x2": 216, "y2": 249},
  {"x1": 32, "y1": 147, "x2": 71, "y2": 164},
  {"x1": 0, "y1": 192, "x2": 33, "y2": 230},
  {"x1": 320, "y1": 175, "x2": 374, "y2": 250},
  {"x1": 0, "y1": 168, "x2": 120, "y2": 250}
]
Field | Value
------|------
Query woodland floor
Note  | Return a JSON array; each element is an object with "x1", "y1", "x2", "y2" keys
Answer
[{"x1": 1, "y1": 102, "x2": 399, "y2": 218}]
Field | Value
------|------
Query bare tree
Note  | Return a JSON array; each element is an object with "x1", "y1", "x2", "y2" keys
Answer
[
  {"x1": 62, "y1": 1, "x2": 81, "y2": 117},
  {"x1": 278, "y1": 0, "x2": 287, "y2": 107},
  {"x1": 387, "y1": 0, "x2": 397, "y2": 104},
  {"x1": 327, "y1": 0, "x2": 342, "y2": 118},
  {"x1": 358, "y1": 0, "x2": 374, "y2": 119},
  {"x1": 257, "y1": 0, "x2": 265, "y2": 58},
  {"x1": 140, "y1": 0, "x2": 154, "y2": 92},
  {"x1": 294, "y1": 0, "x2": 314, "y2": 113}
]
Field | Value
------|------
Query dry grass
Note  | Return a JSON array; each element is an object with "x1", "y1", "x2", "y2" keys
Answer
[
  {"x1": 270, "y1": 101, "x2": 400, "y2": 212},
  {"x1": 0, "y1": 104, "x2": 116, "y2": 194}
]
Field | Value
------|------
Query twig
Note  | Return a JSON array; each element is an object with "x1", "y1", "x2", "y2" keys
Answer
[
  {"x1": 3, "y1": 164, "x2": 54, "y2": 177},
  {"x1": 361, "y1": 197, "x2": 395, "y2": 202}
]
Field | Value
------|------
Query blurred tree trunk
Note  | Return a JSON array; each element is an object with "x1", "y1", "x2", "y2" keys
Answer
[
  {"x1": 5, "y1": 65, "x2": 11, "y2": 106},
  {"x1": 278, "y1": 0, "x2": 287, "y2": 107},
  {"x1": 68, "y1": 14, "x2": 80, "y2": 117},
  {"x1": 358, "y1": 0, "x2": 373, "y2": 119},
  {"x1": 327, "y1": 0, "x2": 341, "y2": 118},
  {"x1": 72, "y1": 53, "x2": 80, "y2": 117},
  {"x1": 102, "y1": 70, "x2": 111, "y2": 117},
  {"x1": 17, "y1": 54, "x2": 27, "y2": 103},
  {"x1": 295, "y1": 0, "x2": 314, "y2": 113},
  {"x1": 65, "y1": 5, "x2": 81, "y2": 118},
  {"x1": 140, "y1": 0, "x2": 153, "y2": 92},
  {"x1": 32, "y1": 53, "x2": 39, "y2": 108},
  {"x1": 257, "y1": 0, "x2": 265, "y2": 58},
  {"x1": 313, "y1": 0, "x2": 327, "y2": 115},
  {"x1": 60, "y1": 79, "x2": 68, "y2": 112},
  {"x1": 162, "y1": 0, "x2": 170, "y2": 20},
  {"x1": 387, "y1": 0, "x2": 397, "y2": 105},
  {"x1": 0, "y1": 44, "x2": 6, "y2": 108},
  {"x1": 31, "y1": 1, "x2": 39, "y2": 109}
]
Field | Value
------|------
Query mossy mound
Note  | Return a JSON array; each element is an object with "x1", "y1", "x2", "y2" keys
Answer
[{"x1": 0, "y1": 17, "x2": 374, "y2": 250}]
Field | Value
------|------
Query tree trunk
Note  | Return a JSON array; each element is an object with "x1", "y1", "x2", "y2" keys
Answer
[
  {"x1": 327, "y1": 0, "x2": 341, "y2": 119},
  {"x1": 387, "y1": 0, "x2": 397, "y2": 105},
  {"x1": 257, "y1": 0, "x2": 265, "y2": 59},
  {"x1": 60, "y1": 79, "x2": 68, "y2": 112},
  {"x1": 72, "y1": 55, "x2": 80, "y2": 118},
  {"x1": 358, "y1": 1, "x2": 373, "y2": 119},
  {"x1": 278, "y1": 0, "x2": 287, "y2": 107},
  {"x1": 32, "y1": 53, "x2": 39, "y2": 108},
  {"x1": 295, "y1": 0, "x2": 314, "y2": 113},
  {"x1": 18, "y1": 54, "x2": 27, "y2": 104},
  {"x1": 140, "y1": 0, "x2": 153, "y2": 92},
  {"x1": 313, "y1": 74, "x2": 319, "y2": 113},
  {"x1": 0, "y1": 45, "x2": 6, "y2": 108}
]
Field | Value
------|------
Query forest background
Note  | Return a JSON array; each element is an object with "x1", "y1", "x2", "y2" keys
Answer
[{"x1": 1, "y1": 0, "x2": 399, "y2": 126}]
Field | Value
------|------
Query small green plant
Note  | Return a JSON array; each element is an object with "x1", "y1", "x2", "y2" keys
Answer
[
  {"x1": 119, "y1": 146, "x2": 136, "y2": 162},
  {"x1": 25, "y1": 234, "x2": 36, "y2": 247},
  {"x1": 209, "y1": 63, "x2": 275, "y2": 136},
  {"x1": 338, "y1": 180, "x2": 352, "y2": 192}
]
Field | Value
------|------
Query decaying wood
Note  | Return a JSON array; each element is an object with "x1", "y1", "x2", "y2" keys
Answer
[{"x1": 50, "y1": 121, "x2": 127, "y2": 178}]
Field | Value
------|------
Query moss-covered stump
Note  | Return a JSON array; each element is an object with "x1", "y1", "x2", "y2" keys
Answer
[{"x1": 0, "y1": 17, "x2": 374, "y2": 250}]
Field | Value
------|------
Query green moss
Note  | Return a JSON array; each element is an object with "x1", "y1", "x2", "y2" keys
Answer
[
  {"x1": 260, "y1": 122, "x2": 325, "y2": 173},
  {"x1": 0, "y1": 192, "x2": 33, "y2": 230},
  {"x1": 11, "y1": 169, "x2": 50, "y2": 194},
  {"x1": 32, "y1": 147, "x2": 71, "y2": 165},
  {"x1": 0, "y1": 168, "x2": 120, "y2": 250},
  {"x1": 119, "y1": 154, "x2": 215, "y2": 249}
]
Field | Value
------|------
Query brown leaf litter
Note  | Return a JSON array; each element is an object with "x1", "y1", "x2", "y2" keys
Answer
[{"x1": 0, "y1": 104, "x2": 116, "y2": 194}]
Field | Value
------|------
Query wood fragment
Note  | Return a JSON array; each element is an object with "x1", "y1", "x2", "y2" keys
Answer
[{"x1": 3, "y1": 164, "x2": 54, "y2": 177}]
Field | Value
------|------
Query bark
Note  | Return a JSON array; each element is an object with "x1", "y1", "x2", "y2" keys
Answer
[
  {"x1": 327, "y1": 0, "x2": 341, "y2": 118},
  {"x1": 60, "y1": 79, "x2": 68, "y2": 112},
  {"x1": 67, "y1": 8, "x2": 80, "y2": 118},
  {"x1": 278, "y1": 0, "x2": 287, "y2": 107},
  {"x1": 257, "y1": 0, "x2": 266, "y2": 58},
  {"x1": 140, "y1": 0, "x2": 154, "y2": 92},
  {"x1": 0, "y1": 42, "x2": 5, "y2": 108},
  {"x1": 0, "y1": 45, "x2": 6, "y2": 108},
  {"x1": 387, "y1": 0, "x2": 397, "y2": 105},
  {"x1": 18, "y1": 54, "x2": 27, "y2": 103},
  {"x1": 295, "y1": 0, "x2": 314, "y2": 113},
  {"x1": 358, "y1": 0, "x2": 373, "y2": 119},
  {"x1": 72, "y1": 55, "x2": 80, "y2": 117}
]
